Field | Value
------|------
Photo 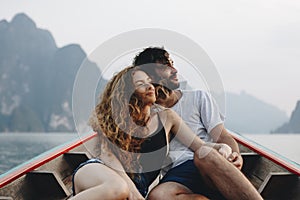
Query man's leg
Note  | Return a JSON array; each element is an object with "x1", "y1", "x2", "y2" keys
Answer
[
  {"x1": 147, "y1": 160, "x2": 216, "y2": 200},
  {"x1": 148, "y1": 182, "x2": 209, "y2": 200},
  {"x1": 194, "y1": 146, "x2": 263, "y2": 200}
]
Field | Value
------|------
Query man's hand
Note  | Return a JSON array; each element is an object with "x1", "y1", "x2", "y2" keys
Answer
[{"x1": 227, "y1": 152, "x2": 243, "y2": 170}]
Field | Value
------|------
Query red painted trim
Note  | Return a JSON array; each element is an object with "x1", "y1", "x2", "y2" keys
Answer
[
  {"x1": 231, "y1": 134, "x2": 300, "y2": 176},
  {"x1": 1, "y1": 132, "x2": 299, "y2": 188},
  {"x1": 0, "y1": 132, "x2": 98, "y2": 188}
]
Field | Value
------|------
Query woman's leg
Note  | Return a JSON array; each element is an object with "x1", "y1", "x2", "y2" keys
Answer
[{"x1": 71, "y1": 163, "x2": 129, "y2": 200}]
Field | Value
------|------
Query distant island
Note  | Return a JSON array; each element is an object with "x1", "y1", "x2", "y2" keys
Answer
[
  {"x1": 272, "y1": 100, "x2": 300, "y2": 133},
  {"x1": 224, "y1": 91, "x2": 288, "y2": 134},
  {"x1": 0, "y1": 13, "x2": 293, "y2": 133}
]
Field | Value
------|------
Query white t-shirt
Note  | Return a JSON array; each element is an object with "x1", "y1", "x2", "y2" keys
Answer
[{"x1": 163, "y1": 90, "x2": 225, "y2": 170}]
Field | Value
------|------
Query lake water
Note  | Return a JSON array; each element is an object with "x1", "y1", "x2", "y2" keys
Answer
[
  {"x1": 0, "y1": 133, "x2": 77, "y2": 174},
  {"x1": 243, "y1": 133, "x2": 300, "y2": 165},
  {"x1": 0, "y1": 133, "x2": 299, "y2": 175}
]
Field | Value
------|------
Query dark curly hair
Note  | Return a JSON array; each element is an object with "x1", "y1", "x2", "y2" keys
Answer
[
  {"x1": 133, "y1": 47, "x2": 173, "y2": 101},
  {"x1": 89, "y1": 66, "x2": 151, "y2": 175}
]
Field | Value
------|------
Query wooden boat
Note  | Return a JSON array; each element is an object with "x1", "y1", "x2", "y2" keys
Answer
[{"x1": 0, "y1": 132, "x2": 299, "y2": 200}]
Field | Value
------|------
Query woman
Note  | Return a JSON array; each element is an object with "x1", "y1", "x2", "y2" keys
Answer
[{"x1": 71, "y1": 66, "x2": 231, "y2": 200}]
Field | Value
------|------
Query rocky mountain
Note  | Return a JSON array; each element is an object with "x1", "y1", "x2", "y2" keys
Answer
[
  {"x1": 224, "y1": 91, "x2": 288, "y2": 133},
  {"x1": 0, "y1": 13, "x2": 289, "y2": 133},
  {"x1": 0, "y1": 13, "x2": 100, "y2": 132},
  {"x1": 272, "y1": 100, "x2": 300, "y2": 133}
]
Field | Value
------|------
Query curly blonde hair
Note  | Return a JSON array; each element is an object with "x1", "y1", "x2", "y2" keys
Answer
[{"x1": 89, "y1": 66, "x2": 152, "y2": 174}]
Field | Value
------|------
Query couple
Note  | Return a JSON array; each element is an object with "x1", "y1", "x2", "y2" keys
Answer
[{"x1": 71, "y1": 47, "x2": 262, "y2": 200}]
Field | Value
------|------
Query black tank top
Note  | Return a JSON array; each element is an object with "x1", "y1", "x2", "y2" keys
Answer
[
  {"x1": 130, "y1": 114, "x2": 168, "y2": 196},
  {"x1": 139, "y1": 114, "x2": 167, "y2": 174}
]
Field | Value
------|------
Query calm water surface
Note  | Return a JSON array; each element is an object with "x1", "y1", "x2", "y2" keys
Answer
[
  {"x1": 0, "y1": 133, "x2": 77, "y2": 174},
  {"x1": 243, "y1": 133, "x2": 300, "y2": 165}
]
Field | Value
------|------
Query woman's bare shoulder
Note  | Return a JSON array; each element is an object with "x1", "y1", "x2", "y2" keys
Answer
[{"x1": 157, "y1": 109, "x2": 179, "y2": 125}]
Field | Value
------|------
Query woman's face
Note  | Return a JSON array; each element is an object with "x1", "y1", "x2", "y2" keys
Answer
[{"x1": 132, "y1": 70, "x2": 156, "y2": 105}]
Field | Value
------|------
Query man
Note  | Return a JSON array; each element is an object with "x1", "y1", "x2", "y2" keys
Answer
[{"x1": 133, "y1": 47, "x2": 262, "y2": 200}]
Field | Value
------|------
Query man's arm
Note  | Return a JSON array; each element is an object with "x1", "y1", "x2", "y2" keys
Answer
[{"x1": 210, "y1": 124, "x2": 243, "y2": 170}]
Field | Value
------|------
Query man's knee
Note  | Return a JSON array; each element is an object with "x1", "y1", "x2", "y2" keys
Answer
[
  {"x1": 147, "y1": 185, "x2": 164, "y2": 200},
  {"x1": 148, "y1": 182, "x2": 192, "y2": 200},
  {"x1": 194, "y1": 146, "x2": 222, "y2": 169}
]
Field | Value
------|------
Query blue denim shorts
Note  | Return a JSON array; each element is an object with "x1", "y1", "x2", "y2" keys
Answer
[
  {"x1": 160, "y1": 160, "x2": 224, "y2": 199},
  {"x1": 131, "y1": 173, "x2": 149, "y2": 197}
]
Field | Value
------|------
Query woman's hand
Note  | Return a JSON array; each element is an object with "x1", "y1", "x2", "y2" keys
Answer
[
  {"x1": 119, "y1": 173, "x2": 145, "y2": 200},
  {"x1": 227, "y1": 152, "x2": 243, "y2": 170},
  {"x1": 126, "y1": 179, "x2": 145, "y2": 200},
  {"x1": 214, "y1": 143, "x2": 232, "y2": 159}
]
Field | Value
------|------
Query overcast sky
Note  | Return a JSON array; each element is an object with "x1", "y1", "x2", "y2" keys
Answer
[{"x1": 1, "y1": 0, "x2": 300, "y2": 116}]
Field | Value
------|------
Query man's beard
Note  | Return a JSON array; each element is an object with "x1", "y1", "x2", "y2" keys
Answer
[{"x1": 160, "y1": 78, "x2": 180, "y2": 90}]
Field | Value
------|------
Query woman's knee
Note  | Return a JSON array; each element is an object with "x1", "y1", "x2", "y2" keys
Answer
[
  {"x1": 104, "y1": 179, "x2": 129, "y2": 199},
  {"x1": 73, "y1": 163, "x2": 129, "y2": 199},
  {"x1": 74, "y1": 175, "x2": 129, "y2": 199}
]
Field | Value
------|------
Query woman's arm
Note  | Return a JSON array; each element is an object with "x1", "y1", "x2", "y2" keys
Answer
[
  {"x1": 99, "y1": 139, "x2": 145, "y2": 200},
  {"x1": 210, "y1": 125, "x2": 243, "y2": 169}
]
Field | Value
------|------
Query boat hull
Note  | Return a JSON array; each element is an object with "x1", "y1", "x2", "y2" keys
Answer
[{"x1": 0, "y1": 132, "x2": 299, "y2": 200}]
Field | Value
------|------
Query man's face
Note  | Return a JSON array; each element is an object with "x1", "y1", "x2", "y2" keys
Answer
[{"x1": 154, "y1": 53, "x2": 180, "y2": 90}]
